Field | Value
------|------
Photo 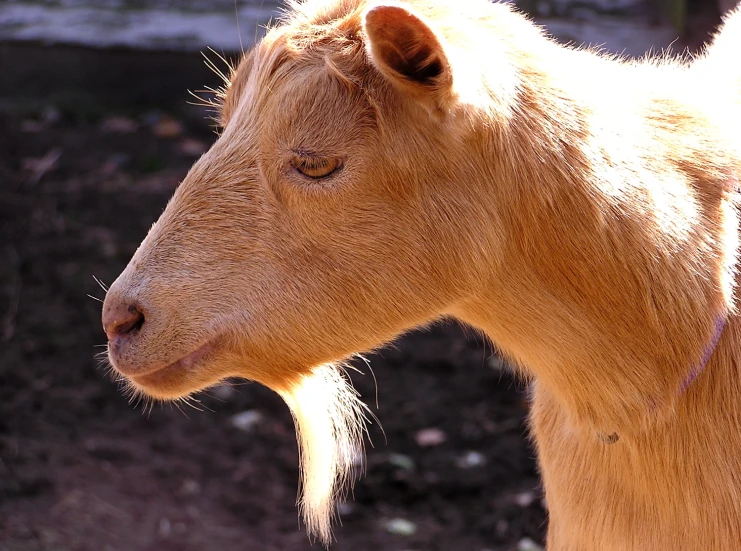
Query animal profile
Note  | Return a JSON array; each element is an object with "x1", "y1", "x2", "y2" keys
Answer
[{"x1": 102, "y1": 0, "x2": 741, "y2": 548}]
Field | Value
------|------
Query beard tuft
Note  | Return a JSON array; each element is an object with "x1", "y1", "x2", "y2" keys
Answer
[{"x1": 278, "y1": 363, "x2": 370, "y2": 545}]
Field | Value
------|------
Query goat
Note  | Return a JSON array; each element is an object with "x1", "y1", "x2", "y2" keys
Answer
[{"x1": 102, "y1": 1, "x2": 741, "y2": 548}]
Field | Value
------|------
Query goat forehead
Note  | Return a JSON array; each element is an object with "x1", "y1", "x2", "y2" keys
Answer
[{"x1": 232, "y1": 71, "x2": 373, "y2": 151}]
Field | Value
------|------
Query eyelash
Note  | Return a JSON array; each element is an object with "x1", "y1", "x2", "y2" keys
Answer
[{"x1": 290, "y1": 154, "x2": 343, "y2": 180}]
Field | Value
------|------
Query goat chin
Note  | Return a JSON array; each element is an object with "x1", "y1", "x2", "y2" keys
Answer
[{"x1": 278, "y1": 363, "x2": 370, "y2": 545}]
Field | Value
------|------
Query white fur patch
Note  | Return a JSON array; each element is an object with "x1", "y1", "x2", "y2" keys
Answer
[{"x1": 278, "y1": 363, "x2": 370, "y2": 544}]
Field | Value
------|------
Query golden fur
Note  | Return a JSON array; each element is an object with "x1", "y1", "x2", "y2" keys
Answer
[{"x1": 102, "y1": 0, "x2": 741, "y2": 548}]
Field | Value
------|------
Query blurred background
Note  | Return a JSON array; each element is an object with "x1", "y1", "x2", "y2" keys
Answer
[{"x1": 0, "y1": 0, "x2": 732, "y2": 549}]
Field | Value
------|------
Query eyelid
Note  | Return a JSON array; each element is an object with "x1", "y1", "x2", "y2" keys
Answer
[{"x1": 290, "y1": 152, "x2": 343, "y2": 180}]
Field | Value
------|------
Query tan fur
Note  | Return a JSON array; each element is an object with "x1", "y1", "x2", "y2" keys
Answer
[{"x1": 102, "y1": 1, "x2": 741, "y2": 548}]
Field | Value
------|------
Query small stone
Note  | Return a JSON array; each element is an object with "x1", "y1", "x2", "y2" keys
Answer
[
  {"x1": 173, "y1": 521, "x2": 187, "y2": 534},
  {"x1": 42, "y1": 106, "x2": 61, "y2": 125},
  {"x1": 152, "y1": 116, "x2": 184, "y2": 138},
  {"x1": 20, "y1": 106, "x2": 60, "y2": 133},
  {"x1": 20, "y1": 120, "x2": 44, "y2": 133},
  {"x1": 179, "y1": 138, "x2": 208, "y2": 157},
  {"x1": 230, "y1": 410, "x2": 263, "y2": 432},
  {"x1": 338, "y1": 502, "x2": 354, "y2": 516},
  {"x1": 414, "y1": 427, "x2": 447, "y2": 447},
  {"x1": 22, "y1": 148, "x2": 62, "y2": 184},
  {"x1": 99, "y1": 153, "x2": 130, "y2": 176},
  {"x1": 423, "y1": 471, "x2": 440, "y2": 484},
  {"x1": 388, "y1": 453, "x2": 416, "y2": 471},
  {"x1": 100, "y1": 116, "x2": 138, "y2": 134},
  {"x1": 180, "y1": 479, "x2": 201, "y2": 496},
  {"x1": 385, "y1": 518, "x2": 417, "y2": 536},
  {"x1": 517, "y1": 537, "x2": 544, "y2": 551},
  {"x1": 158, "y1": 517, "x2": 171, "y2": 538},
  {"x1": 210, "y1": 384, "x2": 236, "y2": 401},
  {"x1": 514, "y1": 490, "x2": 536, "y2": 507},
  {"x1": 456, "y1": 450, "x2": 486, "y2": 469}
]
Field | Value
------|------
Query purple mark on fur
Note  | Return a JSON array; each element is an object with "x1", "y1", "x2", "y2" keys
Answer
[{"x1": 679, "y1": 316, "x2": 727, "y2": 394}]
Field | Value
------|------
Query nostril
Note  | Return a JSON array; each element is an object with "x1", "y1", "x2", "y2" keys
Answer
[
  {"x1": 104, "y1": 304, "x2": 145, "y2": 341},
  {"x1": 118, "y1": 306, "x2": 145, "y2": 335}
]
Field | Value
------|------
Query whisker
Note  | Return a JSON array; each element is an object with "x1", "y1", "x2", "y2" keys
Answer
[
  {"x1": 199, "y1": 389, "x2": 226, "y2": 404},
  {"x1": 201, "y1": 85, "x2": 225, "y2": 96},
  {"x1": 221, "y1": 378, "x2": 252, "y2": 387},
  {"x1": 188, "y1": 89, "x2": 227, "y2": 128},
  {"x1": 254, "y1": 0, "x2": 266, "y2": 45},
  {"x1": 234, "y1": 0, "x2": 244, "y2": 53},
  {"x1": 187, "y1": 99, "x2": 218, "y2": 109},
  {"x1": 188, "y1": 89, "x2": 221, "y2": 105},
  {"x1": 202, "y1": 51, "x2": 231, "y2": 85},
  {"x1": 206, "y1": 46, "x2": 236, "y2": 74},
  {"x1": 173, "y1": 400, "x2": 191, "y2": 419},
  {"x1": 355, "y1": 354, "x2": 381, "y2": 411},
  {"x1": 343, "y1": 359, "x2": 384, "y2": 446},
  {"x1": 87, "y1": 294, "x2": 104, "y2": 303},
  {"x1": 182, "y1": 395, "x2": 211, "y2": 413},
  {"x1": 92, "y1": 275, "x2": 109, "y2": 293},
  {"x1": 129, "y1": 391, "x2": 142, "y2": 409},
  {"x1": 190, "y1": 89, "x2": 214, "y2": 96}
]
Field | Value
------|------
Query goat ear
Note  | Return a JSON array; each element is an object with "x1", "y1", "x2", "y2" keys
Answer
[{"x1": 363, "y1": 4, "x2": 453, "y2": 106}]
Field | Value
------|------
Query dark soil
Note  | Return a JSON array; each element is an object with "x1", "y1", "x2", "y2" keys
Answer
[
  {"x1": 0, "y1": 6, "x2": 723, "y2": 545},
  {"x1": 0, "y1": 45, "x2": 544, "y2": 551}
]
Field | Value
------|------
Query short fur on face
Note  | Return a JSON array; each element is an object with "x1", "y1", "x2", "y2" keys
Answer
[{"x1": 103, "y1": 0, "x2": 741, "y2": 547}]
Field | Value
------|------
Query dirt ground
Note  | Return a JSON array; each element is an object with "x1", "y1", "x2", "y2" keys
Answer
[
  {"x1": 0, "y1": 6, "x2": 723, "y2": 548},
  {"x1": 0, "y1": 54, "x2": 544, "y2": 551}
]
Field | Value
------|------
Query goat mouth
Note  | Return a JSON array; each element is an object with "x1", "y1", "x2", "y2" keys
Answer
[{"x1": 122, "y1": 340, "x2": 218, "y2": 388}]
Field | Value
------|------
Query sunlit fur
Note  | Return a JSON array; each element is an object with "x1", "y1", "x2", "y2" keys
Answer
[
  {"x1": 278, "y1": 363, "x2": 369, "y2": 543},
  {"x1": 102, "y1": 0, "x2": 741, "y2": 548}
]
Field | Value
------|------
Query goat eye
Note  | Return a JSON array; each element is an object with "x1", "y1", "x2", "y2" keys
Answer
[{"x1": 291, "y1": 155, "x2": 342, "y2": 179}]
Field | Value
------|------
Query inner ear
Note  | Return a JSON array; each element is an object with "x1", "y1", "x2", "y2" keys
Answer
[
  {"x1": 378, "y1": 27, "x2": 444, "y2": 84},
  {"x1": 364, "y1": 4, "x2": 451, "y2": 88}
]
